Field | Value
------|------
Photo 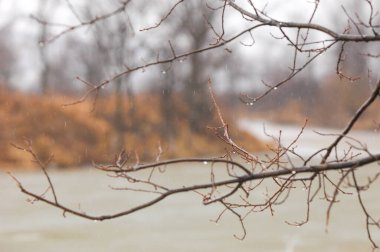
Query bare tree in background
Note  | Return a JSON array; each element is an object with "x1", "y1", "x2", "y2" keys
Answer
[
  {"x1": 0, "y1": 24, "x2": 15, "y2": 87},
  {"x1": 10, "y1": 0, "x2": 380, "y2": 249},
  {"x1": 156, "y1": 1, "x2": 228, "y2": 138},
  {"x1": 181, "y1": 2, "x2": 215, "y2": 133},
  {"x1": 89, "y1": 9, "x2": 137, "y2": 151},
  {"x1": 36, "y1": 0, "x2": 50, "y2": 94}
]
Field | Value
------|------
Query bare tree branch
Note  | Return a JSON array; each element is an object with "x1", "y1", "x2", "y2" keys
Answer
[{"x1": 321, "y1": 81, "x2": 380, "y2": 164}]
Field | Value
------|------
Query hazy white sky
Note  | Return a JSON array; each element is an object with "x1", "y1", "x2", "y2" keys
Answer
[{"x1": 0, "y1": 0, "x2": 378, "y2": 91}]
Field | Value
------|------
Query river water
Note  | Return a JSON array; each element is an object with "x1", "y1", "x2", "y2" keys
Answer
[{"x1": 1, "y1": 121, "x2": 380, "y2": 251}]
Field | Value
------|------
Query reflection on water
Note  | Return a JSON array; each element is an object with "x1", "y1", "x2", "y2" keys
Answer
[{"x1": 1, "y1": 122, "x2": 380, "y2": 252}]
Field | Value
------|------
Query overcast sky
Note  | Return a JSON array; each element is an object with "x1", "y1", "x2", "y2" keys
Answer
[{"x1": 1, "y1": 0, "x2": 378, "y2": 91}]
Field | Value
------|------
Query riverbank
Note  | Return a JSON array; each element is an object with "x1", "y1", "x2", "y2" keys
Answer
[
  {"x1": 239, "y1": 119, "x2": 380, "y2": 158},
  {"x1": 0, "y1": 88, "x2": 265, "y2": 170}
]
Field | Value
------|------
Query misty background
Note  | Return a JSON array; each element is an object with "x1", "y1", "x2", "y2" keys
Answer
[
  {"x1": 1, "y1": 0, "x2": 380, "y2": 168},
  {"x1": 1, "y1": 0, "x2": 378, "y2": 92}
]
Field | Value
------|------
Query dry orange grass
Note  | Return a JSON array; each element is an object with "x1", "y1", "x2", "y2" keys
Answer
[{"x1": 0, "y1": 89, "x2": 265, "y2": 170}]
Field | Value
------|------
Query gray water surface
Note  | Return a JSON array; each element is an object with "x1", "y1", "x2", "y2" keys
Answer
[{"x1": 2, "y1": 122, "x2": 380, "y2": 252}]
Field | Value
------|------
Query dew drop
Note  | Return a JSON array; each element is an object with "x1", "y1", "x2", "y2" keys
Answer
[
  {"x1": 273, "y1": 87, "x2": 278, "y2": 90},
  {"x1": 291, "y1": 170, "x2": 296, "y2": 174},
  {"x1": 162, "y1": 70, "x2": 166, "y2": 75},
  {"x1": 203, "y1": 161, "x2": 208, "y2": 165}
]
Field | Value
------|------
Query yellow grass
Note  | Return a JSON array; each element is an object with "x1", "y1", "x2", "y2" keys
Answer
[{"x1": 0, "y1": 88, "x2": 265, "y2": 170}]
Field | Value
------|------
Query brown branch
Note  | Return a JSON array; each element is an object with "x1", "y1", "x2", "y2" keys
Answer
[
  {"x1": 11, "y1": 151, "x2": 380, "y2": 221},
  {"x1": 63, "y1": 24, "x2": 266, "y2": 106},
  {"x1": 325, "y1": 169, "x2": 352, "y2": 229},
  {"x1": 97, "y1": 157, "x2": 252, "y2": 175},
  {"x1": 229, "y1": 2, "x2": 380, "y2": 42},
  {"x1": 208, "y1": 79, "x2": 259, "y2": 163},
  {"x1": 321, "y1": 81, "x2": 380, "y2": 164},
  {"x1": 221, "y1": 201, "x2": 247, "y2": 240},
  {"x1": 40, "y1": 1, "x2": 130, "y2": 44},
  {"x1": 352, "y1": 170, "x2": 379, "y2": 249},
  {"x1": 336, "y1": 41, "x2": 360, "y2": 81},
  {"x1": 241, "y1": 41, "x2": 337, "y2": 104},
  {"x1": 203, "y1": 182, "x2": 242, "y2": 205},
  {"x1": 139, "y1": 0, "x2": 185, "y2": 31},
  {"x1": 10, "y1": 142, "x2": 58, "y2": 204}
]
